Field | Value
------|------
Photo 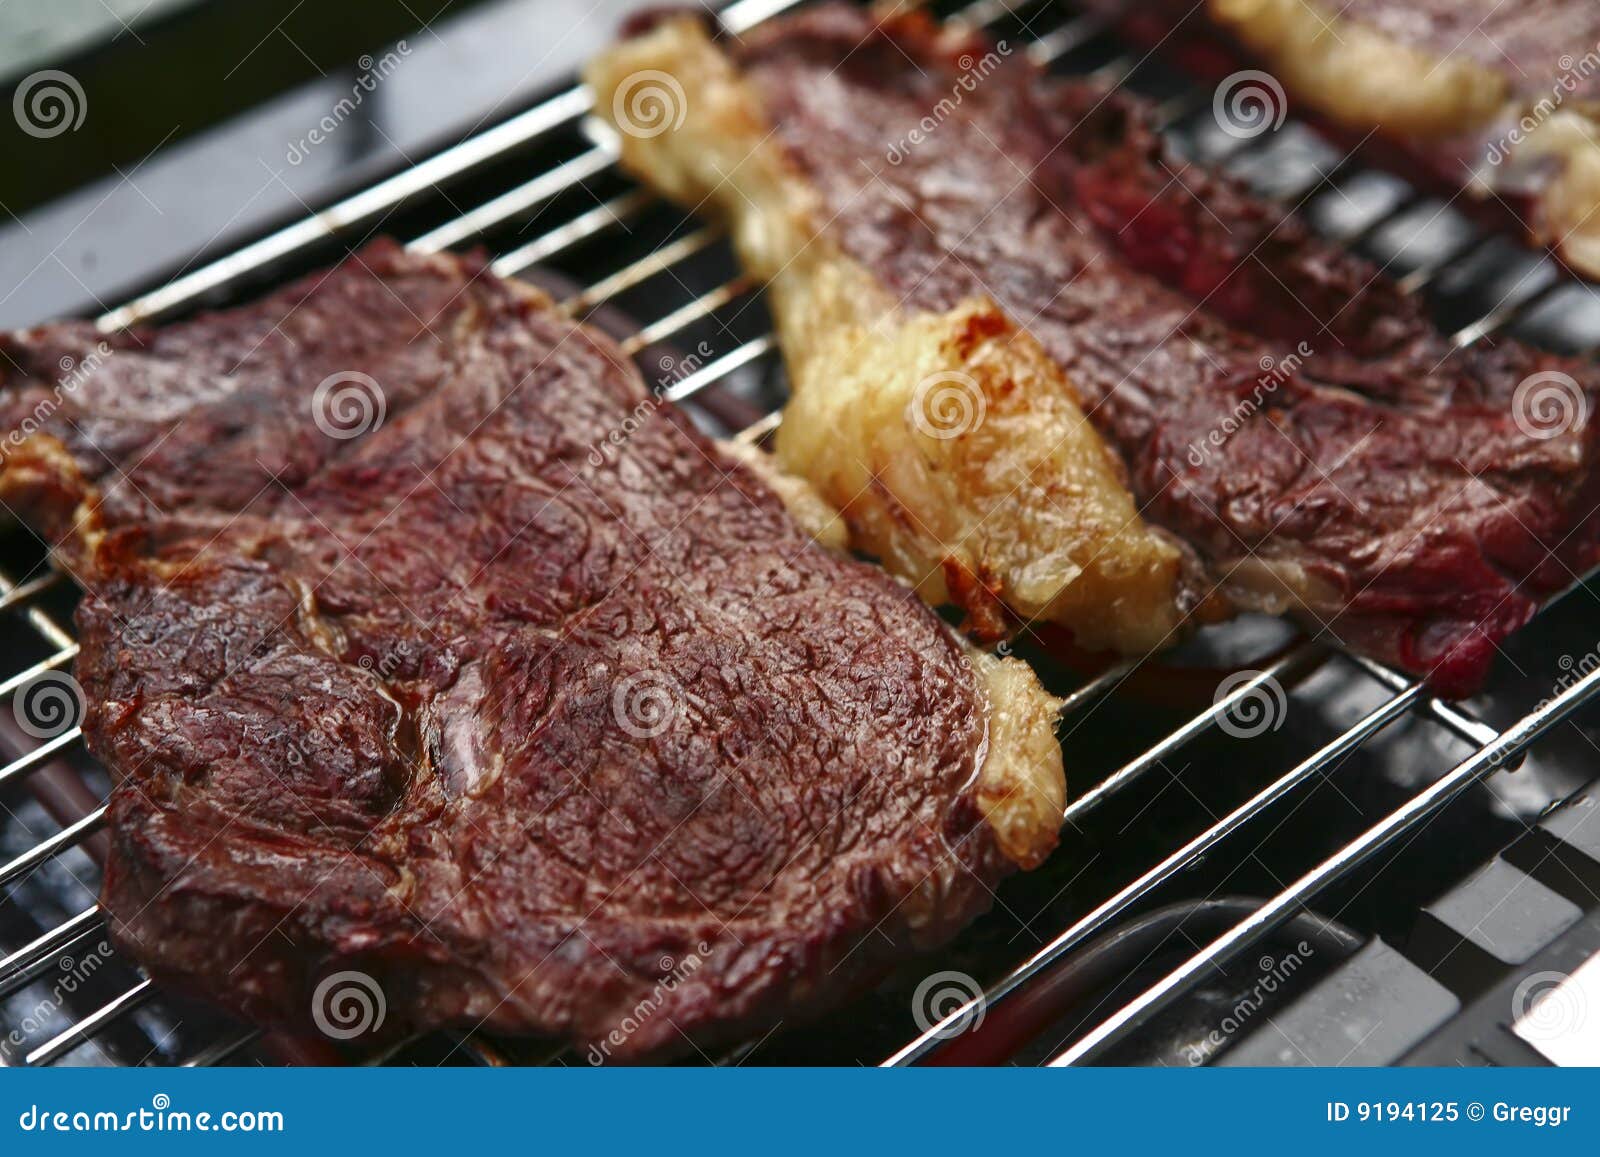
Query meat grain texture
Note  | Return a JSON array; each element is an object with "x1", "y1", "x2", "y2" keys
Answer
[
  {"x1": 0, "y1": 242, "x2": 1064, "y2": 1059},
  {"x1": 589, "y1": 5, "x2": 1600, "y2": 696}
]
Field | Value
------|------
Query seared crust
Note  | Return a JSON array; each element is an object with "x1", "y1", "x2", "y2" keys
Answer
[
  {"x1": 587, "y1": 17, "x2": 1196, "y2": 655},
  {"x1": 720, "y1": 437, "x2": 1065, "y2": 865},
  {"x1": 0, "y1": 242, "x2": 1065, "y2": 1059}
]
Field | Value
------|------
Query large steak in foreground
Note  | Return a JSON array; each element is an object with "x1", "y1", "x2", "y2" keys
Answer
[{"x1": 0, "y1": 241, "x2": 1064, "y2": 1060}]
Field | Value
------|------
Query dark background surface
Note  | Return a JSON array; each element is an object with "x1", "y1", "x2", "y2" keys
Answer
[{"x1": 0, "y1": 0, "x2": 648, "y2": 328}]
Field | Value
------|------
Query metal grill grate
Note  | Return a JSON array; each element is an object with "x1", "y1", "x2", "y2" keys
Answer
[{"x1": 4, "y1": 0, "x2": 1600, "y2": 1068}]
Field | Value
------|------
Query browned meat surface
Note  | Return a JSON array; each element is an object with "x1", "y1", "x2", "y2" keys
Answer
[
  {"x1": 0, "y1": 241, "x2": 1064, "y2": 1060},
  {"x1": 591, "y1": 5, "x2": 1600, "y2": 697}
]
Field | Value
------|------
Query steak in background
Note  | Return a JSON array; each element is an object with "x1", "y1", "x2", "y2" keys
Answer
[
  {"x1": 1078, "y1": 0, "x2": 1600, "y2": 281},
  {"x1": 590, "y1": 4, "x2": 1600, "y2": 697}
]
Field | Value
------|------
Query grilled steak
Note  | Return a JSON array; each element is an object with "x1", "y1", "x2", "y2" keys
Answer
[
  {"x1": 0, "y1": 241, "x2": 1065, "y2": 1060},
  {"x1": 589, "y1": 5, "x2": 1600, "y2": 696},
  {"x1": 1081, "y1": 0, "x2": 1600, "y2": 279}
]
